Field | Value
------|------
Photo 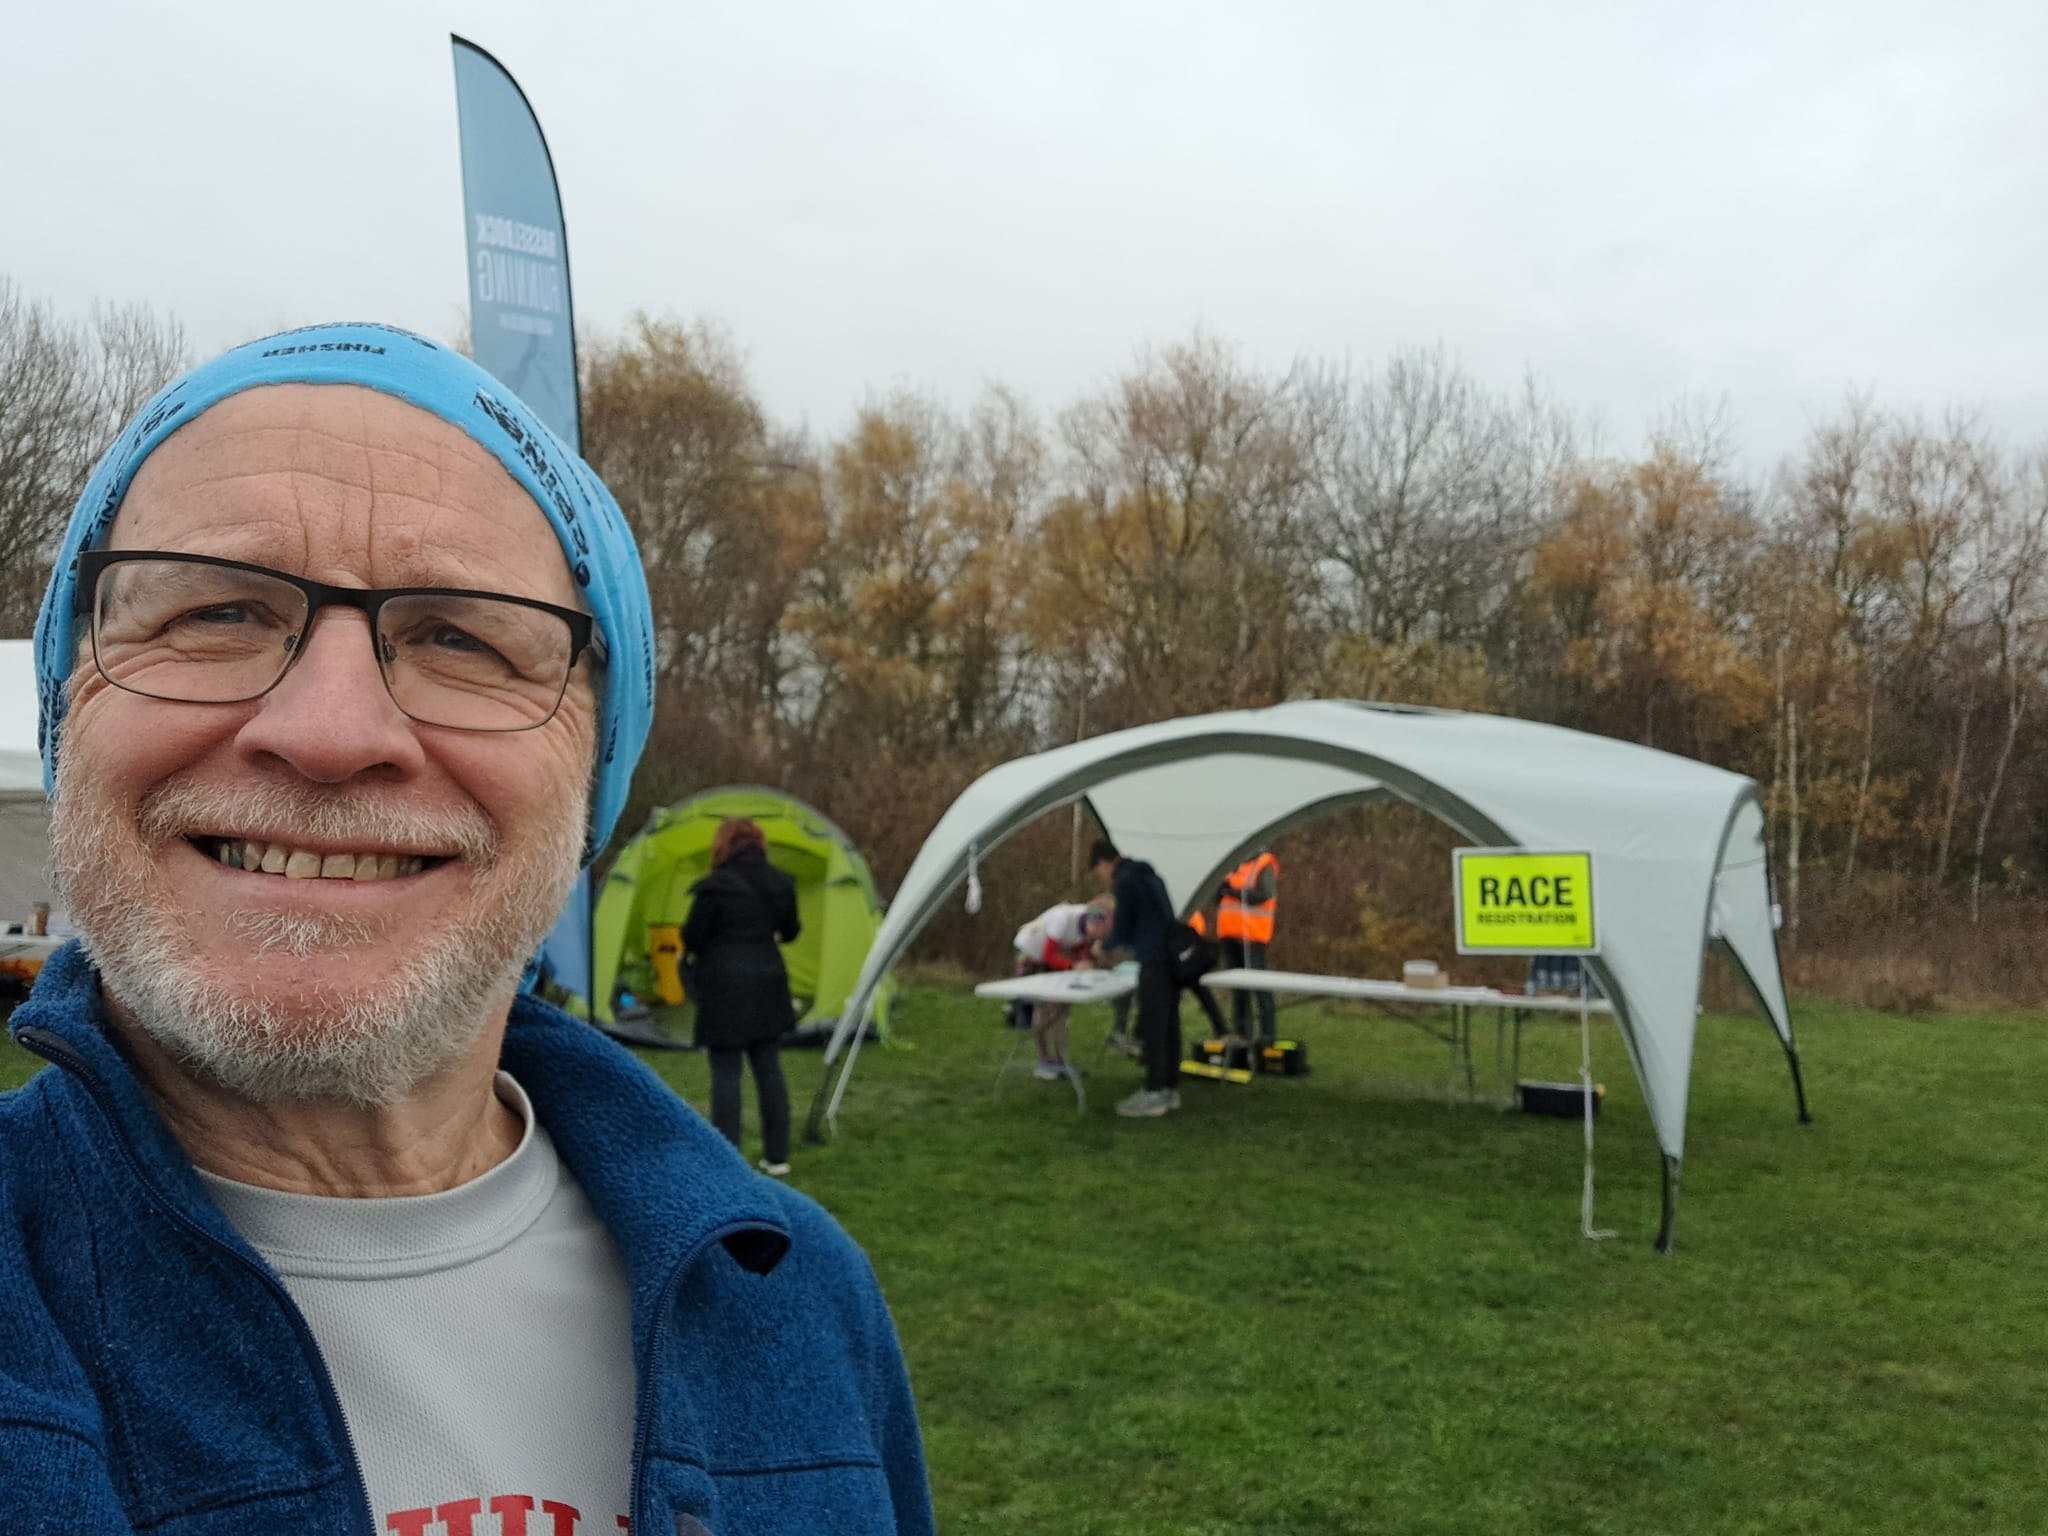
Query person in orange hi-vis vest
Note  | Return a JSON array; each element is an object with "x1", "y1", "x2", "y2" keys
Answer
[{"x1": 1216, "y1": 851, "x2": 1279, "y2": 1041}]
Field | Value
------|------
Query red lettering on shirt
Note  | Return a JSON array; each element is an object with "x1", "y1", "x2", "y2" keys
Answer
[
  {"x1": 491, "y1": 1494, "x2": 538, "y2": 1535},
  {"x1": 381, "y1": 1493, "x2": 621, "y2": 1534}
]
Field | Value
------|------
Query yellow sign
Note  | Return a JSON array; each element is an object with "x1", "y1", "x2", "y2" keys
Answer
[{"x1": 1454, "y1": 849, "x2": 1598, "y2": 954}]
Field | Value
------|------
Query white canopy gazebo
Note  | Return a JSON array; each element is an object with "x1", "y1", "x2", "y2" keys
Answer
[{"x1": 807, "y1": 701, "x2": 1809, "y2": 1249}]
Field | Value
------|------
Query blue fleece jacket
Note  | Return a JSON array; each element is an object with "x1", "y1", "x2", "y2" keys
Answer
[{"x1": 0, "y1": 945, "x2": 934, "y2": 1536}]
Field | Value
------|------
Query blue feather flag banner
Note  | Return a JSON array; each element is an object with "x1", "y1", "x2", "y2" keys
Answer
[
  {"x1": 453, "y1": 38, "x2": 597, "y2": 1005},
  {"x1": 452, "y1": 36, "x2": 581, "y2": 451}
]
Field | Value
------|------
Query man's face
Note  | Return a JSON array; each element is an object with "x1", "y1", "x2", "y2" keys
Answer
[
  {"x1": 50, "y1": 384, "x2": 595, "y2": 1105},
  {"x1": 1091, "y1": 858, "x2": 1116, "y2": 890}
]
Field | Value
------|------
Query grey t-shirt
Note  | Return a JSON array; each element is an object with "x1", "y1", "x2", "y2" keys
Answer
[{"x1": 200, "y1": 1074, "x2": 636, "y2": 1533}]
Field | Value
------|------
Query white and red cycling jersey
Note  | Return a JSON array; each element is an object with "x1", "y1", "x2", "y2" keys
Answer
[{"x1": 1012, "y1": 902, "x2": 1099, "y2": 971}]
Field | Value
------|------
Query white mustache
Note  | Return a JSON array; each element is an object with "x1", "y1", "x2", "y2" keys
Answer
[{"x1": 135, "y1": 781, "x2": 500, "y2": 866}]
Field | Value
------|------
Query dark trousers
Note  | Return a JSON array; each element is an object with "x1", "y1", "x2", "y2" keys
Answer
[
  {"x1": 709, "y1": 1039, "x2": 790, "y2": 1164},
  {"x1": 1187, "y1": 980, "x2": 1228, "y2": 1036},
  {"x1": 1220, "y1": 937, "x2": 1276, "y2": 1039},
  {"x1": 1135, "y1": 961, "x2": 1183, "y2": 1092},
  {"x1": 1114, "y1": 978, "x2": 1226, "y2": 1039}
]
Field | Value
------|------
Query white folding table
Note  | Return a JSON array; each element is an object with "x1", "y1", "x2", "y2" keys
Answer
[
  {"x1": 971, "y1": 968, "x2": 1137, "y2": 1112},
  {"x1": 0, "y1": 935, "x2": 60, "y2": 966},
  {"x1": 1201, "y1": 967, "x2": 1615, "y2": 1105}
]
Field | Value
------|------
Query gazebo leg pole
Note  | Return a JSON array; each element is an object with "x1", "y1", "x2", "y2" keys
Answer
[
  {"x1": 802, "y1": 1062, "x2": 836, "y2": 1144},
  {"x1": 1654, "y1": 1154, "x2": 1681, "y2": 1253},
  {"x1": 1783, "y1": 1041, "x2": 1814, "y2": 1124}
]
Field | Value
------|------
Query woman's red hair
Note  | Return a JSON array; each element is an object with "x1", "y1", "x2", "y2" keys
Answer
[{"x1": 711, "y1": 817, "x2": 767, "y2": 867}]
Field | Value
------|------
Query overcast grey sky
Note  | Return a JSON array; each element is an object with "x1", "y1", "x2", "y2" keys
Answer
[{"x1": 5, "y1": 0, "x2": 2043, "y2": 466}]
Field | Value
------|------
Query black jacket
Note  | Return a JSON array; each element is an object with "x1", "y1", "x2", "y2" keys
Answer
[
  {"x1": 681, "y1": 849, "x2": 802, "y2": 1050},
  {"x1": 1108, "y1": 857, "x2": 1175, "y2": 968}
]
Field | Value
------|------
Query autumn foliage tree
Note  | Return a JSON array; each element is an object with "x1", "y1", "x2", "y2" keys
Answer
[
  {"x1": 1527, "y1": 444, "x2": 1768, "y2": 758},
  {"x1": 790, "y1": 389, "x2": 1041, "y2": 760},
  {"x1": 1031, "y1": 335, "x2": 1321, "y2": 721}
]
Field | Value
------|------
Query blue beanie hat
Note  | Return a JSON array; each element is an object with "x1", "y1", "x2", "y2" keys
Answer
[{"x1": 30, "y1": 321, "x2": 653, "y2": 863}]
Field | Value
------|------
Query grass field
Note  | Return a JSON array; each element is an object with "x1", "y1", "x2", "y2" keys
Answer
[{"x1": 6, "y1": 987, "x2": 2044, "y2": 1533}]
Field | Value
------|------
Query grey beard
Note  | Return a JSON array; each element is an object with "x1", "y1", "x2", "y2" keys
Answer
[{"x1": 51, "y1": 774, "x2": 585, "y2": 1109}]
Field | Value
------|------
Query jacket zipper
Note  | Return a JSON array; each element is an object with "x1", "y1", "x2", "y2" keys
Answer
[
  {"x1": 16, "y1": 1026, "x2": 379, "y2": 1536},
  {"x1": 629, "y1": 1219, "x2": 779, "y2": 1536}
]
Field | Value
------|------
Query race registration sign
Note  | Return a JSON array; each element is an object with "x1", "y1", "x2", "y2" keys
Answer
[{"x1": 1453, "y1": 849, "x2": 1598, "y2": 955}]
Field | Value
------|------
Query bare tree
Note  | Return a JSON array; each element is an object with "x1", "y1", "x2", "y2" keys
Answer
[
  {"x1": 1967, "y1": 452, "x2": 2048, "y2": 919},
  {"x1": 0, "y1": 280, "x2": 187, "y2": 634},
  {"x1": 1873, "y1": 416, "x2": 2003, "y2": 884},
  {"x1": 90, "y1": 301, "x2": 190, "y2": 435},
  {"x1": 1304, "y1": 348, "x2": 1573, "y2": 652},
  {"x1": 0, "y1": 283, "x2": 98, "y2": 633},
  {"x1": 1779, "y1": 398, "x2": 1889, "y2": 877}
]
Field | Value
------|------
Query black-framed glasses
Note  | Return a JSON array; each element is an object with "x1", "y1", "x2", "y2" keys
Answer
[{"x1": 75, "y1": 550, "x2": 605, "y2": 732}]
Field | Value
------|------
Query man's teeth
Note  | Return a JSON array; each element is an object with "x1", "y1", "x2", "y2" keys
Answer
[{"x1": 213, "y1": 841, "x2": 426, "y2": 881}]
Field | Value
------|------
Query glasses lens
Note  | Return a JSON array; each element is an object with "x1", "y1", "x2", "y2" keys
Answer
[
  {"x1": 92, "y1": 558, "x2": 308, "y2": 703},
  {"x1": 378, "y1": 593, "x2": 575, "y2": 730}
]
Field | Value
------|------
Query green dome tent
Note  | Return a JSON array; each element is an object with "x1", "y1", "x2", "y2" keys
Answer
[{"x1": 592, "y1": 786, "x2": 896, "y2": 1039}]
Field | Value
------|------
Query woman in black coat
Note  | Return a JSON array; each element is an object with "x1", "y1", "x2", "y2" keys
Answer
[{"x1": 681, "y1": 817, "x2": 802, "y2": 1175}]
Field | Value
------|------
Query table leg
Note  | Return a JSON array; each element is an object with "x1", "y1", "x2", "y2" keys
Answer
[{"x1": 994, "y1": 1010, "x2": 1027, "y2": 1100}]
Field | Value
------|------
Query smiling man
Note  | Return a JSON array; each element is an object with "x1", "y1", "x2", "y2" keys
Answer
[{"x1": 0, "y1": 325, "x2": 933, "y2": 1536}]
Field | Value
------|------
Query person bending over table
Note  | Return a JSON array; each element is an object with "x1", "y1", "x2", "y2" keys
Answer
[{"x1": 1010, "y1": 900, "x2": 1111, "y2": 1079}]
